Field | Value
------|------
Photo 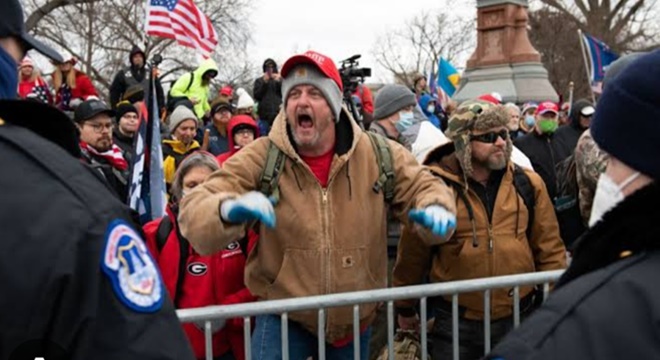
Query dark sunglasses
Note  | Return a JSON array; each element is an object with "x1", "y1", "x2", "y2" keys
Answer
[{"x1": 469, "y1": 129, "x2": 508, "y2": 143}]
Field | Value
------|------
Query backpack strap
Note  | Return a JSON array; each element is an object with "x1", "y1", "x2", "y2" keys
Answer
[
  {"x1": 156, "y1": 215, "x2": 173, "y2": 253},
  {"x1": 512, "y1": 165, "x2": 536, "y2": 241},
  {"x1": 259, "y1": 141, "x2": 286, "y2": 203},
  {"x1": 366, "y1": 132, "x2": 395, "y2": 204},
  {"x1": 155, "y1": 214, "x2": 188, "y2": 307},
  {"x1": 238, "y1": 235, "x2": 249, "y2": 258},
  {"x1": 184, "y1": 71, "x2": 194, "y2": 92}
]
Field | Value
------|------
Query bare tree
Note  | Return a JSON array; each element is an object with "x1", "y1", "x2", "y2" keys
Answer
[
  {"x1": 372, "y1": 8, "x2": 475, "y2": 87},
  {"x1": 23, "y1": 0, "x2": 255, "y2": 102},
  {"x1": 538, "y1": 0, "x2": 660, "y2": 52},
  {"x1": 529, "y1": 0, "x2": 659, "y2": 102}
]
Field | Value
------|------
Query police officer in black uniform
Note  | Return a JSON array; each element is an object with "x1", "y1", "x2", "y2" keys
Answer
[{"x1": 0, "y1": 1, "x2": 195, "y2": 359}]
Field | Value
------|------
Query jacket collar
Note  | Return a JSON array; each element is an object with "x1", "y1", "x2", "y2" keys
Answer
[
  {"x1": 163, "y1": 138, "x2": 200, "y2": 154},
  {"x1": 558, "y1": 181, "x2": 660, "y2": 288}
]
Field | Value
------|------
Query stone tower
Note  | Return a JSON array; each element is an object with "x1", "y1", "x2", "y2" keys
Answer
[{"x1": 452, "y1": 0, "x2": 558, "y2": 104}]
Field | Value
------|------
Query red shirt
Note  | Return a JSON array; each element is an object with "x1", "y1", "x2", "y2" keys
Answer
[{"x1": 300, "y1": 146, "x2": 334, "y2": 187}]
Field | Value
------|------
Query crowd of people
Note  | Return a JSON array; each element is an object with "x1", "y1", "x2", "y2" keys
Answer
[{"x1": 2, "y1": 0, "x2": 660, "y2": 358}]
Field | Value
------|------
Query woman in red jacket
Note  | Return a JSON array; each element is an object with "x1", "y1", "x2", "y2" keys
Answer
[
  {"x1": 17, "y1": 57, "x2": 52, "y2": 104},
  {"x1": 52, "y1": 56, "x2": 98, "y2": 111},
  {"x1": 143, "y1": 151, "x2": 257, "y2": 360}
]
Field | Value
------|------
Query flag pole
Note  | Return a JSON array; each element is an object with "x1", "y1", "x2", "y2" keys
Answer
[
  {"x1": 577, "y1": 29, "x2": 597, "y2": 104},
  {"x1": 567, "y1": 81, "x2": 574, "y2": 113}
]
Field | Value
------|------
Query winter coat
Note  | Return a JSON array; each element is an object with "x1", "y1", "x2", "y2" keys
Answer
[
  {"x1": 553, "y1": 99, "x2": 592, "y2": 157},
  {"x1": 488, "y1": 181, "x2": 660, "y2": 360},
  {"x1": 112, "y1": 128, "x2": 134, "y2": 162},
  {"x1": 178, "y1": 107, "x2": 457, "y2": 343},
  {"x1": 169, "y1": 59, "x2": 219, "y2": 119},
  {"x1": 253, "y1": 59, "x2": 282, "y2": 125},
  {"x1": 419, "y1": 94, "x2": 441, "y2": 129},
  {"x1": 394, "y1": 149, "x2": 566, "y2": 320},
  {"x1": 18, "y1": 77, "x2": 52, "y2": 104},
  {"x1": 144, "y1": 205, "x2": 257, "y2": 360},
  {"x1": 54, "y1": 71, "x2": 98, "y2": 107},
  {"x1": 109, "y1": 63, "x2": 164, "y2": 109},
  {"x1": 162, "y1": 139, "x2": 201, "y2": 188},
  {"x1": 204, "y1": 123, "x2": 229, "y2": 156},
  {"x1": 216, "y1": 115, "x2": 259, "y2": 165},
  {"x1": 514, "y1": 131, "x2": 572, "y2": 200}
]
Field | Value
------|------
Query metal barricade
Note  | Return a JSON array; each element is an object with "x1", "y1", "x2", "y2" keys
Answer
[{"x1": 177, "y1": 270, "x2": 563, "y2": 360}]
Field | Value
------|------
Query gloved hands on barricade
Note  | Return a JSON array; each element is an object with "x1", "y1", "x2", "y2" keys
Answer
[
  {"x1": 220, "y1": 191, "x2": 276, "y2": 228},
  {"x1": 408, "y1": 205, "x2": 456, "y2": 238}
]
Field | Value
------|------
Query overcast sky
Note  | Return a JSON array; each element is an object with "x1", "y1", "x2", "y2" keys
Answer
[{"x1": 247, "y1": 0, "x2": 475, "y2": 83}]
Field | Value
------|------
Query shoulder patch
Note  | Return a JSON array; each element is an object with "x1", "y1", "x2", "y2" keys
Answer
[{"x1": 101, "y1": 219, "x2": 164, "y2": 313}]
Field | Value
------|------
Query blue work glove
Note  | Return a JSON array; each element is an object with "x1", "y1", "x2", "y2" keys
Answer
[
  {"x1": 408, "y1": 205, "x2": 456, "y2": 237},
  {"x1": 220, "y1": 191, "x2": 276, "y2": 228}
]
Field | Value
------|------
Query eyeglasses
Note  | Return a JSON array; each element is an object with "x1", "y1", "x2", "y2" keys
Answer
[
  {"x1": 235, "y1": 128, "x2": 254, "y2": 136},
  {"x1": 84, "y1": 122, "x2": 114, "y2": 133},
  {"x1": 470, "y1": 129, "x2": 508, "y2": 143}
]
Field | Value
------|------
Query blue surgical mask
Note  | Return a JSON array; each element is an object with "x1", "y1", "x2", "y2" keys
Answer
[
  {"x1": 395, "y1": 111, "x2": 414, "y2": 133},
  {"x1": 427, "y1": 105, "x2": 436, "y2": 114},
  {"x1": 0, "y1": 47, "x2": 19, "y2": 100},
  {"x1": 525, "y1": 115, "x2": 536, "y2": 127}
]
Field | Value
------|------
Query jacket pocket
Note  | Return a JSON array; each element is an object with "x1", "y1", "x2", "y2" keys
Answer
[
  {"x1": 266, "y1": 249, "x2": 322, "y2": 300},
  {"x1": 328, "y1": 247, "x2": 384, "y2": 325}
]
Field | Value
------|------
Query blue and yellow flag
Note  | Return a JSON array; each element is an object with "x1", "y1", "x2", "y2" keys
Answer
[{"x1": 437, "y1": 57, "x2": 460, "y2": 97}]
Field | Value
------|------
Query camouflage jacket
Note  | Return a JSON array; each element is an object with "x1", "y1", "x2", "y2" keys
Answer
[{"x1": 575, "y1": 129, "x2": 609, "y2": 224}]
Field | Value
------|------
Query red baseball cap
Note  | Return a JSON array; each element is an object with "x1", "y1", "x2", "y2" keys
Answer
[
  {"x1": 281, "y1": 51, "x2": 343, "y2": 92},
  {"x1": 220, "y1": 86, "x2": 233, "y2": 97},
  {"x1": 536, "y1": 101, "x2": 559, "y2": 115}
]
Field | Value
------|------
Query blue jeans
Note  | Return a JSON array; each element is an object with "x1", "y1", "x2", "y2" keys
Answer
[{"x1": 252, "y1": 314, "x2": 371, "y2": 360}]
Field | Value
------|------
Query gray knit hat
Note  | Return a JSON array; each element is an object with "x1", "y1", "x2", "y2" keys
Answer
[
  {"x1": 169, "y1": 105, "x2": 198, "y2": 134},
  {"x1": 282, "y1": 64, "x2": 343, "y2": 121},
  {"x1": 373, "y1": 84, "x2": 417, "y2": 120}
]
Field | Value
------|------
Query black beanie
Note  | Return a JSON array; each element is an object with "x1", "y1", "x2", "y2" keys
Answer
[
  {"x1": 116, "y1": 102, "x2": 138, "y2": 120},
  {"x1": 591, "y1": 50, "x2": 660, "y2": 180}
]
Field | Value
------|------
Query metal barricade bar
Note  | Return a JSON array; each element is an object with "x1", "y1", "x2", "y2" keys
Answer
[
  {"x1": 318, "y1": 309, "x2": 326, "y2": 360},
  {"x1": 176, "y1": 270, "x2": 564, "y2": 360},
  {"x1": 244, "y1": 317, "x2": 251, "y2": 360},
  {"x1": 281, "y1": 312, "x2": 289, "y2": 360},
  {"x1": 452, "y1": 294, "x2": 459, "y2": 360},
  {"x1": 420, "y1": 297, "x2": 428, "y2": 360},
  {"x1": 178, "y1": 271, "x2": 564, "y2": 323}
]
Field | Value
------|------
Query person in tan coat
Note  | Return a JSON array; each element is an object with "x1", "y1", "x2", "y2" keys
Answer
[
  {"x1": 393, "y1": 99, "x2": 567, "y2": 360},
  {"x1": 178, "y1": 50, "x2": 457, "y2": 360}
]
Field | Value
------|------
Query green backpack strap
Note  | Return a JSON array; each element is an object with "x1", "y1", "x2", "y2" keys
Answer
[
  {"x1": 367, "y1": 132, "x2": 395, "y2": 204},
  {"x1": 259, "y1": 141, "x2": 286, "y2": 204}
]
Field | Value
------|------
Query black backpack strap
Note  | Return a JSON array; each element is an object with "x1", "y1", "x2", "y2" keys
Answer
[
  {"x1": 184, "y1": 71, "x2": 194, "y2": 92},
  {"x1": 259, "y1": 141, "x2": 286, "y2": 203},
  {"x1": 238, "y1": 235, "x2": 249, "y2": 258},
  {"x1": 155, "y1": 214, "x2": 188, "y2": 307},
  {"x1": 512, "y1": 165, "x2": 536, "y2": 240},
  {"x1": 156, "y1": 215, "x2": 173, "y2": 253},
  {"x1": 366, "y1": 132, "x2": 395, "y2": 204}
]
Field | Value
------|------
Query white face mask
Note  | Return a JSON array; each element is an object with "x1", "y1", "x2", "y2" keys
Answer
[{"x1": 589, "y1": 171, "x2": 640, "y2": 227}]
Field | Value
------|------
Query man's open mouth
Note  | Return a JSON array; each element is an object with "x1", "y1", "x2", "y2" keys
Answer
[{"x1": 297, "y1": 114, "x2": 313, "y2": 129}]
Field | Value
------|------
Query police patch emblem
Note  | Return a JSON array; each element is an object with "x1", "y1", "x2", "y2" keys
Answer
[{"x1": 102, "y1": 219, "x2": 163, "y2": 313}]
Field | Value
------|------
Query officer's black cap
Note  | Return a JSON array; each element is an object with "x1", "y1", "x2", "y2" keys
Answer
[
  {"x1": 1, "y1": 0, "x2": 63, "y2": 63},
  {"x1": 74, "y1": 100, "x2": 116, "y2": 123}
]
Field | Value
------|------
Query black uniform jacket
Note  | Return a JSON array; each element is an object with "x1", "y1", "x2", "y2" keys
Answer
[{"x1": 0, "y1": 100, "x2": 194, "y2": 360}]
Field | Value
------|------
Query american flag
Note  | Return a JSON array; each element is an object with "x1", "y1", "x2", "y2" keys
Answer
[{"x1": 146, "y1": 0, "x2": 218, "y2": 58}]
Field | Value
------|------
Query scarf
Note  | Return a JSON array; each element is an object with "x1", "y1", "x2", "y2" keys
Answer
[{"x1": 80, "y1": 141, "x2": 128, "y2": 171}]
